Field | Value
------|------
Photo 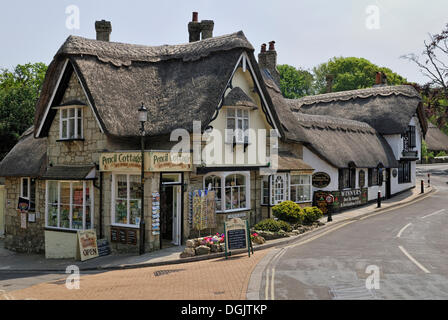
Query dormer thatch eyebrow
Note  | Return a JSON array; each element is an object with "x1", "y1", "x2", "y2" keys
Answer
[{"x1": 223, "y1": 87, "x2": 257, "y2": 109}]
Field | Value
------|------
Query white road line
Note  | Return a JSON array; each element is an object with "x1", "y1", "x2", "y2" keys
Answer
[
  {"x1": 396, "y1": 223, "x2": 412, "y2": 238},
  {"x1": 271, "y1": 267, "x2": 276, "y2": 300},
  {"x1": 421, "y1": 209, "x2": 445, "y2": 219},
  {"x1": 398, "y1": 246, "x2": 431, "y2": 274},
  {"x1": 265, "y1": 268, "x2": 270, "y2": 300}
]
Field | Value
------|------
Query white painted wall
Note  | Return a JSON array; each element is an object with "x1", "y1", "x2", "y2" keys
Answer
[{"x1": 302, "y1": 147, "x2": 339, "y2": 191}]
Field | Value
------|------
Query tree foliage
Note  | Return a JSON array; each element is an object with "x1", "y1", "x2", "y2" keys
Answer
[
  {"x1": 0, "y1": 62, "x2": 47, "y2": 160},
  {"x1": 277, "y1": 64, "x2": 315, "y2": 98},
  {"x1": 312, "y1": 57, "x2": 407, "y2": 94}
]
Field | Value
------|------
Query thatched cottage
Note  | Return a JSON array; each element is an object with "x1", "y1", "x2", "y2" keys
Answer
[
  {"x1": 0, "y1": 15, "x2": 314, "y2": 257},
  {"x1": 424, "y1": 122, "x2": 448, "y2": 155},
  {"x1": 0, "y1": 13, "x2": 426, "y2": 258}
]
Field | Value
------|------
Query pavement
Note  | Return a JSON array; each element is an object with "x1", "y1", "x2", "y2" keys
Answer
[{"x1": 0, "y1": 182, "x2": 433, "y2": 273}]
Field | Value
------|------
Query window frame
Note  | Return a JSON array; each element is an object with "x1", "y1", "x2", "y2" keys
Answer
[
  {"x1": 368, "y1": 168, "x2": 380, "y2": 187},
  {"x1": 111, "y1": 173, "x2": 141, "y2": 228},
  {"x1": 203, "y1": 171, "x2": 251, "y2": 213},
  {"x1": 59, "y1": 106, "x2": 84, "y2": 140},
  {"x1": 290, "y1": 174, "x2": 312, "y2": 203},
  {"x1": 339, "y1": 168, "x2": 356, "y2": 190},
  {"x1": 225, "y1": 107, "x2": 250, "y2": 144},
  {"x1": 20, "y1": 177, "x2": 36, "y2": 212},
  {"x1": 45, "y1": 180, "x2": 94, "y2": 231},
  {"x1": 261, "y1": 173, "x2": 313, "y2": 206},
  {"x1": 398, "y1": 162, "x2": 412, "y2": 184}
]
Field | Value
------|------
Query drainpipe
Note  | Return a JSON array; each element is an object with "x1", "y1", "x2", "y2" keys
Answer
[{"x1": 99, "y1": 172, "x2": 103, "y2": 239}]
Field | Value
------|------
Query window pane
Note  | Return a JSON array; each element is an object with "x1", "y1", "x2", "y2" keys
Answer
[
  {"x1": 60, "y1": 182, "x2": 71, "y2": 228},
  {"x1": 115, "y1": 199, "x2": 127, "y2": 224},
  {"x1": 239, "y1": 186, "x2": 246, "y2": 208},
  {"x1": 235, "y1": 174, "x2": 245, "y2": 186},
  {"x1": 69, "y1": 118, "x2": 75, "y2": 138},
  {"x1": 77, "y1": 118, "x2": 82, "y2": 137},
  {"x1": 62, "y1": 120, "x2": 68, "y2": 139},
  {"x1": 77, "y1": 108, "x2": 82, "y2": 118},
  {"x1": 237, "y1": 109, "x2": 242, "y2": 117},
  {"x1": 85, "y1": 186, "x2": 91, "y2": 229},
  {"x1": 227, "y1": 109, "x2": 235, "y2": 117},
  {"x1": 129, "y1": 200, "x2": 140, "y2": 225},
  {"x1": 62, "y1": 109, "x2": 67, "y2": 118},
  {"x1": 129, "y1": 175, "x2": 142, "y2": 199},
  {"x1": 116, "y1": 175, "x2": 127, "y2": 199},
  {"x1": 69, "y1": 108, "x2": 75, "y2": 118},
  {"x1": 29, "y1": 178, "x2": 36, "y2": 211},
  {"x1": 72, "y1": 182, "x2": 83, "y2": 230},
  {"x1": 47, "y1": 181, "x2": 58, "y2": 227},
  {"x1": 225, "y1": 188, "x2": 232, "y2": 210}
]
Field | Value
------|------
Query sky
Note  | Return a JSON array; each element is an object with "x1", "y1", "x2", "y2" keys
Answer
[{"x1": 1, "y1": 0, "x2": 447, "y2": 85}]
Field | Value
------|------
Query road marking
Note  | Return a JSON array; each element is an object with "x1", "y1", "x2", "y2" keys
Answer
[
  {"x1": 421, "y1": 209, "x2": 445, "y2": 219},
  {"x1": 396, "y1": 223, "x2": 412, "y2": 238},
  {"x1": 398, "y1": 246, "x2": 431, "y2": 274},
  {"x1": 271, "y1": 267, "x2": 276, "y2": 300},
  {"x1": 265, "y1": 268, "x2": 270, "y2": 300}
]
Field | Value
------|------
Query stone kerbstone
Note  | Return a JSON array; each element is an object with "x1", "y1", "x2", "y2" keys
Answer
[
  {"x1": 180, "y1": 247, "x2": 196, "y2": 258},
  {"x1": 195, "y1": 245, "x2": 211, "y2": 256}
]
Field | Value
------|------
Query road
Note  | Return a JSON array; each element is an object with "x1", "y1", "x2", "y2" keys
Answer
[{"x1": 254, "y1": 164, "x2": 448, "y2": 300}]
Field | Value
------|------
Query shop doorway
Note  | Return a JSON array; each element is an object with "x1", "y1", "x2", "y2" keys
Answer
[{"x1": 160, "y1": 174, "x2": 182, "y2": 248}]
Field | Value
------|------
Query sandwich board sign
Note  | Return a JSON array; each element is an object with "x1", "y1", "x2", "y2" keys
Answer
[
  {"x1": 77, "y1": 230, "x2": 99, "y2": 261},
  {"x1": 224, "y1": 218, "x2": 253, "y2": 259}
]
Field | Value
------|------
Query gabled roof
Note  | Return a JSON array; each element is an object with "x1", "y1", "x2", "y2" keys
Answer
[
  {"x1": 425, "y1": 122, "x2": 448, "y2": 152},
  {"x1": 289, "y1": 85, "x2": 427, "y2": 136},
  {"x1": 0, "y1": 127, "x2": 47, "y2": 177},
  {"x1": 34, "y1": 31, "x2": 282, "y2": 138}
]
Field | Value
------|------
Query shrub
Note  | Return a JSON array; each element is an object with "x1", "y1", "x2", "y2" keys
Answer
[
  {"x1": 303, "y1": 206, "x2": 323, "y2": 224},
  {"x1": 254, "y1": 219, "x2": 292, "y2": 232},
  {"x1": 272, "y1": 201, "x2": 304, "y2": 224}
]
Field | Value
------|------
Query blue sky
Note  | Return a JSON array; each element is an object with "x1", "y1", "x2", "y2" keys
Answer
[{"x1": 1, "y1": 0, "x2": 447, "y2": 84}]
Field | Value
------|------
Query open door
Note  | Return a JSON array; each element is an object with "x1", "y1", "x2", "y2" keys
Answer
[
  {"x1": 386, "y1": 168, "x2": 391, "y2": 199},
  {"x1": 160, "y1": 174, "x2": 182, "y2": 248}
]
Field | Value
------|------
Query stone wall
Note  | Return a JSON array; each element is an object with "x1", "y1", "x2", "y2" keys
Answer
[
  {"x1": 47, "y1": 73, "x2": 107, "y2": 166},
  {"x1": 4, "y1": 178, "x2": 45, "y2": 253}
]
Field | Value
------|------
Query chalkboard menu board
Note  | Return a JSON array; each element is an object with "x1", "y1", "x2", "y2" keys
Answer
[
  {"x1": 227, "y1": 229, "x2": 247, "y2": 250},
  {"x1": 224, "y1": 218, "x2": 252, "y2": 258},
  {"x1": 97, "y1": 239, "x2": 111, "y2": 257},
  {"x1": 110, "y1": 227, "x2": 138, "y2": 245}
]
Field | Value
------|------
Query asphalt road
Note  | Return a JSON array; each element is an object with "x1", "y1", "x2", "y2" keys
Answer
[{"x1": 254, "y1": 164, "x2": 448, "y2": 300}]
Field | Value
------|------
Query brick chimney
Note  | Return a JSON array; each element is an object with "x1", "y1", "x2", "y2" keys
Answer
[
  {"x1": 188, "y1": 12, "x2": 201, "y2": 42},
  {"x1": 95, "y1": 20, "x2": 112, "y2": 41},
  {"x1": 374, "y1": 71, "x2": 388, "y2": 86},
  {"x1": 200, "y1": 20, "x2": 214, "y2": 40},
  {"x1": 258, "y1": 41, "x2": 280, "y2": 85}
]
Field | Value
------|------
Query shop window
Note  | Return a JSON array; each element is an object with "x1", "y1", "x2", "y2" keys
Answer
[
  {"x1": 204, "y1": 172, "x2": 250, "y2": 212},
  {"x1": 261, "y1": 173, "x2": 291, "y2": 206},
  {"x1": 290, "y1": 174, "x2": 312, "y2": 203},
  {"x1": 59, "y1": 107, "x2": 83, "y2": 140},
  {"x1": 339, "y1": 168, "x2": 356, "y2": 190},
  {"x1": 112, "y1": 174, "x2": 141, "y2": 227},
  {"x1": 368, "y1": 168, "x2": 380, "y2": 186},
  {"x1": 398, "y1": 162, "x2": 411, "y2": 184},
  {"x1": 20, "y1": 177, "x2": 36, "y2": 212},
  {"x1": 46, "y1": 180, "x2": 93, "y2": 230},
  {"x1": 226, "y1": 108, "x2": 249, "y2": 144}
]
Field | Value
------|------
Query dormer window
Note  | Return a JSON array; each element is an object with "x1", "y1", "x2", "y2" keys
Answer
[
  {"x1": 403, "y1": 125, "x2": 416, "y2": 151},
  {"x1": 226, "y1": 108, "x2": 249, "y2": 144},
  {"x1": 59, "y1": 106, "x2": 83, "y2": 140}
]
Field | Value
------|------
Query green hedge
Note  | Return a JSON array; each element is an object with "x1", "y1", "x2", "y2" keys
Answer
[
  {"x1": 254, "y1": 219, "x2": 292, "y2": 232},
  {"x1": 303, "y1": 206, "x2": 323, "y2": 224}
]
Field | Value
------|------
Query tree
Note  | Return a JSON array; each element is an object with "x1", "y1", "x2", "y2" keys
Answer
[
  {"x1": 312, "y1": 57, "x2": 407, "y2": 94},
  {"x1": 0, "y1": 62, "x2": 47, "y2": 160},
  {"x1": 278, "y1": 64, "x2": 315, "y2": 99}
]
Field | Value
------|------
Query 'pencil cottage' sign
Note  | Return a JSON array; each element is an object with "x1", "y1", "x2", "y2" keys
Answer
[{"x1": 100, "y1": 152, "x2": 142, "y2": 172}]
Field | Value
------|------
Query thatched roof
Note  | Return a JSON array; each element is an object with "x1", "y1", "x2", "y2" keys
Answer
[
  {"x1": 262, "y1": 70, "x2": 397, "y2": 168},
  {"x1": 35, "y1": 31, "x2": 284, "y2": 138},
  {"x1": 41, "y1": 165, "x2": 96, "y2": 180},
  {"x1": 0, "y1": 127, "x2": 47, "y2": 177},
  {"x1": 290, "y1": 85, "x2": 427, "y2": 136},
  {"x1": 223, "y1": 87, "x2": 257, "y2": 109},
  {"x1": 425, "y1": 122, "x2": 448, "y2": 152},
  {"x1": 277, "y1": 151, "x2": 313, "y2": 171}
]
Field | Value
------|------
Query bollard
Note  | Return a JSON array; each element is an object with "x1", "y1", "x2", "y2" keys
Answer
[
  {"x1": 428, "y1": 173, "x2": 431, "y2": 187},
  {"x1": 327, "y1": 208, "x2": 333, "y2": 222},
  {"x1": 377, "y1": 191, "x2": 381, "y2": 208},
  {"x1": 421, "y1": 180, "x2": 424, "y2": 194}
]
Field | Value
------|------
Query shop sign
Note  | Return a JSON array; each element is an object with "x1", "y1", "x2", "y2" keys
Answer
[
  {"x1": 17, "y1": 197, "x2": 30, "y2": 213},
  {"x1": 312, "y1": 172, "x2": 331, "y2": 188},
  {"x1": 148, "y1": 152, "x2": 192, "y2": 172},
  {"x1": 100, "y1": 152, "x2": 142, "y2": 172},
  {"x1": 77, "y1": 229, "x2": 99, "y2": 261},
  {"x1": 339, "y1": 188, "x2": 368, "y2": 208}
]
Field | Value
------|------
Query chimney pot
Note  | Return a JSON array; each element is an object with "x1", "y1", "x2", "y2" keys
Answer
[
  {"x1": 261, "y1": 43, "x2": 267, "y2": 53},
  {"x1": 375, "y1": 72, "x2": 382, "y2": 85},
  {"x1": 269, "y1": 41, "x2": 276, "y2": 51},
  {"x1": 192, "y1": 12, "x2": 198, "y2": 22},
  {"x1": 95, "y1": 20, "x2": 112, "y2": 42},
  {"x1": 326, "y1": 74, "x2": 334, "y2": 93}
]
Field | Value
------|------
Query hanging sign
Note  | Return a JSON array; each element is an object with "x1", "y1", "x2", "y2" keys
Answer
[
  {"x1": 148, "y1": 152, "x2": 192, "y2": 172},
  {"x1": 77, "y1": 230, "x2": 99, "y2": 261},
  {"x1": 312, "y1": 172, "x2": 331, "y2": 188},
  {"x1": 99, "y1": 152, "x2": 142, "y2": 172},
  {"x1": 17, "y1": 197, "x2": 30, "y2": 213}
]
